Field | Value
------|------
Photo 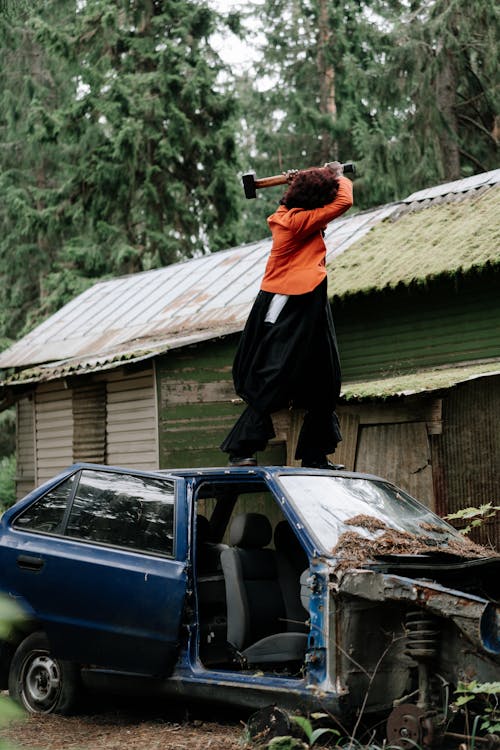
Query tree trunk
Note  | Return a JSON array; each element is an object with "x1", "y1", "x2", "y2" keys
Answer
[
  {"x1": 435, "y1": 49, "x2": 460, "y2": 180},
  {"x1": 317, "y1": 0, "x2": 337, "y2": 162}
]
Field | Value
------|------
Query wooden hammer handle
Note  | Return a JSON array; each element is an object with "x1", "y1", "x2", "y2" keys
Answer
[
  {"x1": 255, "y1": 162, "x2": 354, "y2": 191},
  {"x1": 254, "y1": 174, "x2": 289, "y2": 189}
]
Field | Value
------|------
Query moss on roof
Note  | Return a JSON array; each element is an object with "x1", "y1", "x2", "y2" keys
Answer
[
  {"x1": 328, "y1": 185, "x2": 500, "y2": 298},
  {"x1": 341, "y1": 360, "x2": 500, "y2": 401}
]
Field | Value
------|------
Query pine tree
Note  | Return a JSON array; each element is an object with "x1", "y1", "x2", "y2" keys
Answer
[
  {"x1": 0, "y1": 0, "x2": 70, "y2": 345},
  {"x1": 233, "y1": 0, "x2": 498, "y2": 240},
  {"x1": 346, "y1": 0, "x2": 499, "y2": 196},
  {"x1": 233, "y1": 0, "x2": 401, "y2": 241},
  {"x1": 0, "y1": 0, "x2": 241, "y2": 343}
]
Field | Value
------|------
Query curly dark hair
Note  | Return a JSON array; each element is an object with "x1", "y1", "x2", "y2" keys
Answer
[{"x1": 280, "y1": 167, "x2": 339, "y2": 210}]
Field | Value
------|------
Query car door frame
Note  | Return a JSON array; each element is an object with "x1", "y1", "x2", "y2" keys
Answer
[{"x1": 0, "y1": 464, "x2": 189, "y2": 676}]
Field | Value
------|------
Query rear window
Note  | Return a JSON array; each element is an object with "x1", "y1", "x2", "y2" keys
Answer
[{"x1": 14, "y1": 470, "x2": 175, "y2": 557}]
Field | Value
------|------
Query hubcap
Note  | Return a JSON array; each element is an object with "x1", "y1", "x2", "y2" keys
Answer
[{"x1": 21, "y1": 652, "x2": 61, "y2": 712}]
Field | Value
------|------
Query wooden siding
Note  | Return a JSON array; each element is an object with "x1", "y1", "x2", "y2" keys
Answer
[
  {"x1": 35, "y1": 382, "x2": 73, "y2": 484},
  {"x1": 332, "y1": 399, "x2": 440, "y2": 508},
  {"x1": 431, "y1": 376, "x2": 500, "y2": 547},
  {"x1": 157, "y1": 339, "x2": 242, "y2": 468},
  {"x1": 98, "y1": 366, "x2": 157, "y2": 470},
  {"x1": 15, "y1": 396, "x2": 35, "y2": 499},
  {"x1": 157, "y1": 338, "x2": 286, "y2": 469},
  {"x1": 335, "y1": 273, "x2": 500, "y2": 381},
  {"x1": 72, "y1": 383, "x2": 107, "y2": 463},
  {"x1": 354, "y1": 422, "x2": 434, "y2": 506}
]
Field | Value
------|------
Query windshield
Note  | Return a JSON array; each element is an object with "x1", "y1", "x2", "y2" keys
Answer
[{"x1": 279, "y1": 475, "x2": 475, "y2": 558}]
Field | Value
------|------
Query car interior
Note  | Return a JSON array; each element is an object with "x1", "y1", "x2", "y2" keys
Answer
[{"x1": 194, "y1": 481, "x2": 310, "y2": 675}]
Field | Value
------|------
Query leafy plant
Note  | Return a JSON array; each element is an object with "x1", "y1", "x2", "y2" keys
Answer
[
  {"x1": 454, "y1": 681, "x2": 500, "y2": 735},
  {"x1": 291, "y1": 714, "x2": 340, "y2": 747},
  {"x1": 0, "y1": 455, "x2": 16, "y2": 512},
  {"x1": 0, "y1": 596, "x2": 25, "y2": 748},
  {"x1": 446, "y1": 504, "x2": 500, "y2": 535}
]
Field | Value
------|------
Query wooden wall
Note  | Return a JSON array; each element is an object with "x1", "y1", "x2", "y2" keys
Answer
[
  {"x1": 431, "y1": 376, "x2": 500, "y2": 547},
  {"x1": 156, "y1": 339, "x2": 285, "y2": 469},
  {"x1": 34, "y1": 382, "x2": 73, "y2": 485},
  {"x1": 15, "y1": 395, "x2": 35, "y2": 498},
  {"x1": 15, "y1": 363, "x2": 157, "y2": 498},
  {"x1": 335, "y1": 271, "x2": 500, "y2": 382},
  {"x1": 95, "y1": 367, "x2": 157, "y2": 470}
]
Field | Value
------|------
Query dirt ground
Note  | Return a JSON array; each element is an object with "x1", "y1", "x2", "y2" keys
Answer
[{"x1": 0, "y1": 695, "x2": 247, "y2": 750}]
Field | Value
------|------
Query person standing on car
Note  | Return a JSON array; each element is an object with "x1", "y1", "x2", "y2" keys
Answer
[{"x1": 221, "y1": 161, "x2": 353, "y2": 468}]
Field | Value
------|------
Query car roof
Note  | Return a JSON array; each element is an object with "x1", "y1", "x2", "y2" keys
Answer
[{"x1": 69, "y1": 462, "x2": 387, "y2": 483}]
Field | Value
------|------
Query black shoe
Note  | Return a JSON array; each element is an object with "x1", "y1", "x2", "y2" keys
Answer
[
  {"x1": 301, "y1": 459, "x2": 345, "y2": 470},
  {"x1": 229, "y1": 456, "x2": 257, "y2": 467}
]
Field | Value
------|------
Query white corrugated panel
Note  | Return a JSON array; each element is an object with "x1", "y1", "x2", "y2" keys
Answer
[
  {"x1": 404, "y1": 169, "x2": 500, "y2": 202},
  {"x1": 101, "y1": 366, "x2": 158, "y2": 470},
  {"x1": 35, "y1": 383, "x2": 73, "y2": 483},
  {"x1": 16, "y1": 396, "x2": 35, "y2": 498}
]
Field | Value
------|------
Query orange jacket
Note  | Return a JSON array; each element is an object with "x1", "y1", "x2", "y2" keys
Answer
[{"x1": 261, "y1": 175, "x2": 353, "y2": 295}]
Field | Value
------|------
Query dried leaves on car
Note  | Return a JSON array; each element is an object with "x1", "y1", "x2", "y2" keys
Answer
[{"x1": 332, "y1": 514, "x2": 494, "y2": 569}]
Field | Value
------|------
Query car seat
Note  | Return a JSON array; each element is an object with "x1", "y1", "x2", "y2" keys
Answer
[{"x1": 220, "y1": 512, "x2": 308, "y2": 666}]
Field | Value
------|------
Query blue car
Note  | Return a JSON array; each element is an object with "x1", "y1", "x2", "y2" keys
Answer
[{"x1": 0, "y1": 464, "x2": 499, "y2": 745}]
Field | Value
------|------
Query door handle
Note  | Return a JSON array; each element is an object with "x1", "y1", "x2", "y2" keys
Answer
[{"x1": 17, "y1": 555, "x2": 45, "y2": 572}]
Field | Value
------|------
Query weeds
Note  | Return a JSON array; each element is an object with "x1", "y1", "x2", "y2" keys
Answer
[
  {"x1": 454, "y1": 681, "x2": 500, "y2": 737},
  {"x1": 446, "y1": 504, "x2": 500, "y2": 535}
]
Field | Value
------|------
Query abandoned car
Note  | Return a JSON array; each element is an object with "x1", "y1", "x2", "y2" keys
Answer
[{"x1": 0, "y1": 463, "x2": 498, "y2": 745}]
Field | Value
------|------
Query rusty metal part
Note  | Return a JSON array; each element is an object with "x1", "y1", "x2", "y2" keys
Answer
[
  {"x1": 386, "y1": 704, "x2": 434, "y2": 748},
  {"x1": 405, "y1": 610, "x2": 440, "y2": 660},
  {"x1": 339, "y1": 570, "x2": 500, "y2": 656},
  {"x1": 445, "y1": 732, "x2": 500, "y2": 748}
]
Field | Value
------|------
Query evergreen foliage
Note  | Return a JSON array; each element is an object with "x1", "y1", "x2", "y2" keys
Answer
[
  {"x1": 0, "y1": 455, "x2": 16, "y2": 511},
  {"x1": 361, "y1": 0, "x2": 500, "y2": 195},
  {"x1": 233, "y1": 0, "x2": 499, "y2": 241},
  {"x1": 0, "y1": 0, "x2": 240, "y2": 343}
]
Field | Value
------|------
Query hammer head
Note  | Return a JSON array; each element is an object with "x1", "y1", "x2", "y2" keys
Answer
[{"x1": 242, "y1": 172, "x2": 256, "y2": 200}]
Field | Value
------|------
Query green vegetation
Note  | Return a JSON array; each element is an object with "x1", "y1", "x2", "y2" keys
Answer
[
  {"x1": 454, "y1": 681, "x2": 500, "y2": 737},
  {"x1": 0, "y1": 455, "x2": 16, "y2": 512},
  {"x1": 446, "y1": 503, "x2": 500, "y2": 535},
  {"x1": 0, "y1": 596, "x2": 25, "y2": 749},
  {"x1": 0, "y1": 0, "x2": 240, "y2": 344}
]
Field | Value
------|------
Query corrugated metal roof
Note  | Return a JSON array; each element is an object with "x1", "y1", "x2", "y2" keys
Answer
[
  {"x1": 0, "y1": 196, "x2": 389, "y2": 375},
  {"x1": 404, "y1": 168, "x2": 500, "y2": 202},
  {"x1": 1, "y1": 169, "x2": 499, "y2": 383},
  {"x1": 341, "y1": 361, "x2": 500, "y2": 400}
]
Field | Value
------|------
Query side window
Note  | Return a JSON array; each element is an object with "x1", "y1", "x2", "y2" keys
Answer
[
  {"x1": 65, "y1": 470, "x2": 175, "y2": 556},
  {"x1": 13, "y1": 476, "x2": 76, "y2": 534}
]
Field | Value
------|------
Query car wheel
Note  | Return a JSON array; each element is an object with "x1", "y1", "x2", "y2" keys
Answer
[{"x1": 8, "y1": 632, "x2": 79, "y2": 714}]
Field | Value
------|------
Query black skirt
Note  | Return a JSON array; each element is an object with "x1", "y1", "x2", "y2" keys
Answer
[{"x1": 232, "y1": 278, "x2": 341, "y2": 415}]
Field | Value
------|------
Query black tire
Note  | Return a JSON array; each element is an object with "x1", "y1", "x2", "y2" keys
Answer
[{"x1": 8, "y1": 631, "x2": 79, "y2": 714}]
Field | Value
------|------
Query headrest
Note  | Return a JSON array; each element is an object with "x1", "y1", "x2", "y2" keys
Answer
[{"x1": 229, "y1": 513, "x2": 272, "y2": 549}]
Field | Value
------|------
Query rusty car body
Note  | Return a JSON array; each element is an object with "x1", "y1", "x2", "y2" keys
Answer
[{"x1": 0, "y1": 463, "x2": 498, "y2": 744}]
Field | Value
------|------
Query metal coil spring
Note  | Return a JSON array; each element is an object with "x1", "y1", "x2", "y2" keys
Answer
[{"x1": 405, "y1": 609, "x2": 440, "y2": 660}]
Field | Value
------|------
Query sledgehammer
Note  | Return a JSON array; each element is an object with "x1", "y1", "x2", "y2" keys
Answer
[{"x1": 242, "y1": 161, "x2": 355, "y2": 199}]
